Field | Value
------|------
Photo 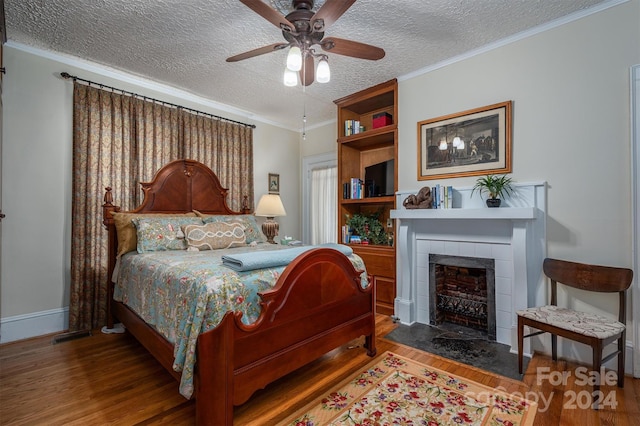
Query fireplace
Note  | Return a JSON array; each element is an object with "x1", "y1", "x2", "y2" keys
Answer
[
  {"x1": 390, "y1": 182, "x2": 547, "y2": 351},
  {"x1": 429, "y1": 254, "x2": 496, "y2": 341}
]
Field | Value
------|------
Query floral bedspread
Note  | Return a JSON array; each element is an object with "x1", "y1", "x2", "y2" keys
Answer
[{"x1": 113, "y1": 244, "x2": 367, "y2": 399}]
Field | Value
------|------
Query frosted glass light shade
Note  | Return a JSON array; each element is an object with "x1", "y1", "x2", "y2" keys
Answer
[
  {"x1": 283, "y1": 68, "x2": 298, "y2": 86},
  {"x1": 286, "y1": 46, "x2": 302, "y2": 71},
  {"x1": 316, "y1": 58, "x2": 330, "y2": 83}
]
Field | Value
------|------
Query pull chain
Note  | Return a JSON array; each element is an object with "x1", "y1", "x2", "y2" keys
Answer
[{"x1": 302, "y1": 54, "x2": 307, "y2": 140}]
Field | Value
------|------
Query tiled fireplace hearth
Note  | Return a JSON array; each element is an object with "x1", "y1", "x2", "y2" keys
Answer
[{"x1": 391, "y1": 182, "x2": 547, "y2": 352}]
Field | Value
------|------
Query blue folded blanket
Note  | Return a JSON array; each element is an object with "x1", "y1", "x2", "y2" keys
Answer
[{"x1": 221, "y1": 243, "x2": 353, "y2": 272}]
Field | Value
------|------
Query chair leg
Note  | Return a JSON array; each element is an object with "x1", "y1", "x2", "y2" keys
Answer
[
  {"x1": 592, "y1": 343, "x2": 602, "y2": 410},
  {"x1": 518, "y1": 317, "x2": 524, "y2": 374},
  {"x1": 618, "y1": 331, "x2": 626, "y2": 388},
  {"x1": 551, "y1": 334, "x2": 557, "y2": 361}
]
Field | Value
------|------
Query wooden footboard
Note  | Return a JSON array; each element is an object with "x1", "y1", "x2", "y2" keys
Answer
[
  {"x1": 196, "y1": 247, "x2": 376, "y2": 425},
  {"x1": 102, "y1": 160, "x2": 376, "y2": 425}
]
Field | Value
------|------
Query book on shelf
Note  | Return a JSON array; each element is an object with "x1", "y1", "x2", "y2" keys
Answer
[
  {"x1": 350, "y1": 177, "x2": 363, "y2": 199},
  {"x1": 430, "y1": 185, "x2": 454, "y2": 209},
  {"x1": 341, "y1": 225, "x2": 350, "y2": 244},
  {"x1": 344, "y1": 119, "x2": 362, "y2": 136}
]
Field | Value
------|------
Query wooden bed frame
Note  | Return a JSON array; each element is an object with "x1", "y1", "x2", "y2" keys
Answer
[{"x1": 102, "y1": 159, "x2": 376, "y2": 425}]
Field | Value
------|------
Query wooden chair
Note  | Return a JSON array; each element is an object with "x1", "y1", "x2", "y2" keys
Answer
[{"x1": 517, "y1": 258, "x2": 633, "y2": 401}]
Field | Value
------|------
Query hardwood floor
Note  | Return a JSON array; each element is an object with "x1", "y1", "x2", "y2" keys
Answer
[{"x1": 1, "y1": 315, "x2": 639, "y2": 425}]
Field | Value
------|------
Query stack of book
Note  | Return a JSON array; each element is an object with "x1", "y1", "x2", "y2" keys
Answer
[
  {"x1": 343, "y1": 178, "x2": 364, "y2": 199},
  {"x1": 344, "y1": 120, "x2": 363, "y2": 136},
  {"x1": 431, "y1": 185, "x2": 454, "y2": 209},
  {"x1": 341, "y1": 225, "x2": 350, "y2": 244}
]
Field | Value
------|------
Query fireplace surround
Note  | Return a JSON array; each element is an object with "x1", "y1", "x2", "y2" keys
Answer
[{"x1": 391, "y1": 182, "x2": 547, "y2": 352}]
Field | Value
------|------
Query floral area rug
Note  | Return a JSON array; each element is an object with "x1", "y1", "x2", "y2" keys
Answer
[{"x1": 279, "y1": 351, "x2": 537, "y2": 426}]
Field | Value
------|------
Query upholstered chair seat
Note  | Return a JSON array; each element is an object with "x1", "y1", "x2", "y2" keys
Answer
[{"x1": 517, "y1": 305, "x2": 625, "y2": 339}]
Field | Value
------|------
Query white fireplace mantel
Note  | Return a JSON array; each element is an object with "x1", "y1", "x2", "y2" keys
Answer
[
  {"x1": 390, "y1": 182, "x2": 547, "y2": 351},
  {"x1": 391, "y1": 207, "x2": 537, "y2": 220}
]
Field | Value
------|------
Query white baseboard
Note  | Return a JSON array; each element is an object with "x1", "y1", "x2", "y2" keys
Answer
[{"x1": 0, "y1": 307, "x2": 69, "y2": 344}]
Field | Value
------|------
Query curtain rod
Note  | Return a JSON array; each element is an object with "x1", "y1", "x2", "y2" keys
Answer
[{"x1": 60, "y1": 72, "x2": 256, "y2": 129}]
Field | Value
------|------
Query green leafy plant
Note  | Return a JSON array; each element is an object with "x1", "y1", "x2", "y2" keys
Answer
[
  {"x1": 471, "y1": 174, "x2": 514, "y2": 200},
  {"x1": 346, "y1": 212, "x2": 389, "y2": 245}
]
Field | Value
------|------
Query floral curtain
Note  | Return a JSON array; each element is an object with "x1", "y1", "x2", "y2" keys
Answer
[{"x1": 69, "y1": 83, "x2": 254, "y2": 331}]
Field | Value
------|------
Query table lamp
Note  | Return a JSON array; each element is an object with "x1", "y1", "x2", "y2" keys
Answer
[{"x1": 254, "y1": 194, "x2": 287, "y2": 244}]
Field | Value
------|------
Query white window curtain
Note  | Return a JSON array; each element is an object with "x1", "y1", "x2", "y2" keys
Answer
[{"x1": 310, "y1": 166, "x2": 337, "y2": 244}]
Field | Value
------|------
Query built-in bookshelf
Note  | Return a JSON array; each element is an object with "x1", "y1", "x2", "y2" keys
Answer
[{"x1": 334, "y1": 79, "x2": 398, "y2": 315}]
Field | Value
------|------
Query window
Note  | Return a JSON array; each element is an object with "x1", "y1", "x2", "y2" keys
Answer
[{"x1": 302, "y1": 153, "x2": 337, "y2": 244}]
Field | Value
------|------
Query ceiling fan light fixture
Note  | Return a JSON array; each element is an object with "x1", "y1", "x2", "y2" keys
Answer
[
  {"x1": 229, "y1": 1, "x2": 385, "y2": 86},
  {"x1": 316, "y1": 57, "x2": 330, "y2": 83},
  {"x1": 283, "y1": 67, "x2": 298, "y2": 86},
  {"x1": 286, "y1": 46, "x2": 302, "y2": 71}
]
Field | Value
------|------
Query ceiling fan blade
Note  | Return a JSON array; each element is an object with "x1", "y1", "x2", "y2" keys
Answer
[
  {"x1": 300, "y1": 53, "x2": 315, "y2": 86},
  {"x1": 240, "y1": 0, "x2": 295, "y2": 33},
  {"x1": 320, "y1": 37, "x2": 385, "y2": 60},
  {"x1": 226, "y1": 43, "x2": 289, "y2": 62},
  {"x1": 310, "y1": 0, "x2": 356, "y2": 32}
]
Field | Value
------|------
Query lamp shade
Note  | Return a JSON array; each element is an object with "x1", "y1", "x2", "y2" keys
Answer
[
  {"x1": 286, "y1": 46, "x2": 302, "y2": 71},
  {"x1": 255, "y1": 194, "x2": 287, "y2": 218},
  {"x1": 283, "y1": 68, "x2": 298, "y2": 87},
  {"x1": 316, "y1": 58, "x2": 330, "y2": 83}
]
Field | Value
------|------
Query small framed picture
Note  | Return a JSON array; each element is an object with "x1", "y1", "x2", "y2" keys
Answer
[{"x1": 268, "y1": 173, "x2": 280, "y2": 194}]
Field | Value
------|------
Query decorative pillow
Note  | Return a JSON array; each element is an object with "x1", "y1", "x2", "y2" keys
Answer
[
  {"x1": 111, "y1": 212, "x2": 197, "y2": 257},
  {"x1": 183, "y1": 222, "x2": 247, "y2": 250},
  {"x1": 132, "y1": 216, "x2": 203, "y2": 253},
  {"x1": 196, "y1": 213, "x2": 267, "y2": 244}
]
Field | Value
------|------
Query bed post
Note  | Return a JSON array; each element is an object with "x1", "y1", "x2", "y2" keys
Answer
[
  {"x1": 196, "y1": 311, "x2": 236, "y2": 425},
  {"x1": 102, "y1": 187, "x2": 120, "y2": 329},
  {"x1": 365, "y1": 273, "x2": 377, "y2": 357},
  {"x1": 241, "y1": 195, "x2": 251, "y2": 214}
]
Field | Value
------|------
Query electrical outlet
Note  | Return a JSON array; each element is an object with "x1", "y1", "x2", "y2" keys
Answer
[{"x1": 387, "y1": 218, "x2": 393, "y2": 228}]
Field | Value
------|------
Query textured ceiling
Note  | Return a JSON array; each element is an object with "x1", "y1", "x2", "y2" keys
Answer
[{"x1": 4, "y1": 0, "x2": 609, "y2": 130}]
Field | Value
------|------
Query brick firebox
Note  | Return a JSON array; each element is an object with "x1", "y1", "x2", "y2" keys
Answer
[{"x1": 429, "y1": 254, "x2": 496, "y2": 341}]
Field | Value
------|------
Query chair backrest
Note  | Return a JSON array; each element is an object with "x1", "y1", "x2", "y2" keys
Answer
[{"x1": 543, "y1": 257, "x2": 634, "y2": 322}]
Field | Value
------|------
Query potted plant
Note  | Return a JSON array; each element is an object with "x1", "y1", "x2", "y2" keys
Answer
[
  {"x1": 471, "y1": 174, "x2": 514, "y2": 207},
  {"x1": 345, "y1": 212, "x2": 390, "y2": 245}
]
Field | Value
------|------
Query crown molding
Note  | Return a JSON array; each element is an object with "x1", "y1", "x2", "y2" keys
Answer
[
  {"x1": 399, "y1": 0, "x2": 629, "y2": 82},
  {"x1": 5, "y1": 40, "x2": 299, "y2": 132}
]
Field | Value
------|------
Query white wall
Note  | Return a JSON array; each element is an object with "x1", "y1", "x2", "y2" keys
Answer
[
  {"x1": 0, "y1": 44, "x2": 299, "y2": 341},
  {"x1": 397, "y1": 1, "x2": 639, "y2": 363},
  {"x1": 400, "y1": 0, "x2": 637, "y2": 265},
  {"x1": 300, "y1": 121, "x2": 336, "y2": 159}
]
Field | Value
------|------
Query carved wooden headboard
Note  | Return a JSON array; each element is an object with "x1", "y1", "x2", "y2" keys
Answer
[
  {"x1": 103, "y1": 158, "x2": 251, "y2": 231},
  {"x1": 101, "y1": 159, "x2": 251, "y2": 326},
  {"x1": 135, "y1": 159, "x2": 247, "y2": 214}
]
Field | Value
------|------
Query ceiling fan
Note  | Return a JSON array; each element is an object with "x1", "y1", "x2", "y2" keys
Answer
[{"x1": 226, "y1": 0, "x2": 385, "y2": 86}]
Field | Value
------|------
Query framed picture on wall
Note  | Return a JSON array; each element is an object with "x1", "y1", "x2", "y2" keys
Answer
[
  {"x1": 417, "y1": 101, "x2": 512, "y2": 180},
  {"x1": 268, "y1": 173, "x2": 280, "y2": 194}
]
